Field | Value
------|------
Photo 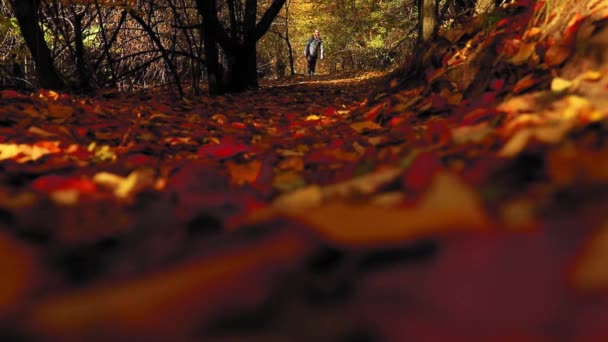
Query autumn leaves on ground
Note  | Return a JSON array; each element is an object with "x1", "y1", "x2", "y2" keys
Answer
[{"x1": 2, "y1": 0, "x2": 608, "y2": 340}]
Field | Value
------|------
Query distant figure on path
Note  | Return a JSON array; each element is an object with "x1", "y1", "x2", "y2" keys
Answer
[{"x1": 305, "y1": 29, "x2": 324, "y2": 76}]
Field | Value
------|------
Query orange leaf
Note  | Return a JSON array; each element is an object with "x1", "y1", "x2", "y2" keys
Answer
[
  {"x1": 544, "y1": 44, "x2": 570, "y2": 67},
  {"x1": 226, "y1": 160, "x2": 262, "y2": 184},
  {"x1": 364, "y1": 103, "x2": 384, "y2": 121},
  {"x1": 512, "y1": 74, "x2": 538, "y2": 94},
  {"x1": 48, "y1": 103, "x2": 74, "y2": 118},
  {"x1": 272, "y1": 172, "x2": 490, "y2": 248}
]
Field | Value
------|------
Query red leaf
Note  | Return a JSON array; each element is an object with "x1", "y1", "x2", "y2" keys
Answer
[
  {"x1": 197, "y1": 138, "x2": 251, "y2": 159},
  {"x1": 32, "y1": 175, "x2": 97, "y2": 193},
  {"x1": 125, "y1": 153, "x2": 156, "y2": 166},
  {"x1": 231, "y1": 122, "x2": 246, "y2": 129},
  {"x1": 0, "y1": 90, "x2": 23, "y2": 99},
  {"x1": 430, "y1": 94, "x2": 448, "y2": 111},
  {"x1": 461, "y1": 108, "x2": 496, "y2": 125},
  {"x1": 490, "y1": 78, "x2": 504, "y2": 91},
  {"x1": 423, "y1": 119, "x2": 452, "y2": 146},
  {"x1": 402, "y1": 152, "x2": 442, "y2": 194},
  {"x1": 364, "y1": 103, "x2": 384, "y2": 121}
]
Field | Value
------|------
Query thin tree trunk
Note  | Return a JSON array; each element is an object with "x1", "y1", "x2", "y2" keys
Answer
[
  {"x1": 196, "y1": 0, "x2": 223, "y2": 95},
  {"x1": 9, "y1": 0, "x2": 64, "y2": 89},
  {"x1": 284, "y1": 0, "x2": 295, "y2": 75},
  {"x1": 128, "y1": 9, "x2": 184, "y2": 96},
  {"x1": 418, "y1": 0, "x2": 438, "y2": 43},
  {"x1": 71, "y1": 6, "x2": 93, "y2": 91}
]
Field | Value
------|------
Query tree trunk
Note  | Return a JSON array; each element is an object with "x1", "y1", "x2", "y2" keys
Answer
[
  {"x1": 71, "y1": 7, "x2": 93, "y2": 91},
  {"x1": 284, "y1": 0, "x2": 295, "y2": 75},
  {"x1": 196, "y1": 0, "x2": 224, "y2": 95},
  {"x1": 418, "y1": 0, "x2": 438, "y2": 43},
  {"x1": 196, "y1": 0, "x2": 286, "y2": 94},
  {"x1": 223, "y1": 46, "x2": 258, "y2": 92},
  {"x1": 9, "y1": 0, "x2": 64, "y2": 89}
]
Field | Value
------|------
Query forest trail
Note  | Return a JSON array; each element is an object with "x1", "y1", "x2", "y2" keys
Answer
[{"x1": 3, "y1": 0, "x2": 608, "y2": 339}]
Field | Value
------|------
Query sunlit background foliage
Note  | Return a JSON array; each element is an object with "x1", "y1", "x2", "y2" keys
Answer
[{"x1": 0, "y1": 0, "x2": 501, "y2": 93}]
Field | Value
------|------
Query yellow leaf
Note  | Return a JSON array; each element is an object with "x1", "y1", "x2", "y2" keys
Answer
[
  {"x1": 93, "y1": 172, "x2": 125, "y2": 190},
  {"x1": 50, "y1": 189, "x2": 80, "y2": 206},
  {"x1": 305, "y1": 115, "x2": 320, "y2": 121},
  {"x1": 273, "y1": 185, "x2": 323, "y2": 211},
  {"x1": 561, "y1": 95, "x2": 593, "y2": 120},
  {"x1": 114, "y1": 169, "x2": 156, "y2": 199},
  {"x1": 496, "y1": 95, "x2": 537, "y2": 115},
  {"x1": 524, "y1": 27, "x2": 542, "y2": 39},
  {"x1": 509, "y1": 42, "x2": 537, "y2": 65},
  {"x1": 0, "y1": 143, "x2": 57, "y2": 162},
  {"x1": 551, "y1": 77, "x2": 572, "y2": 93},
  {"x1": 452, "y1": 123, "x2": 493, "y2": 144},
  {"x1": 581, "y1": 70, "x2": 603, "y2": 81}
]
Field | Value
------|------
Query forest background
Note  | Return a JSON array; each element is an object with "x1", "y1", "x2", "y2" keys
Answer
[{"x1": 0, "y1": 0, "x2": 497, "y2": 95}]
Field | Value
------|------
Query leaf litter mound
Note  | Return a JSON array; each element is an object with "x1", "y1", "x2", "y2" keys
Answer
[{"x1": 2, "y1": 0, "x2": 608, "y2": 339}]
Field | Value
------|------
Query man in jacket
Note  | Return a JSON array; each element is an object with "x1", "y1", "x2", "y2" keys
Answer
[{"x1": 305, "y1": 29, "x2": 324, "y2": 76}]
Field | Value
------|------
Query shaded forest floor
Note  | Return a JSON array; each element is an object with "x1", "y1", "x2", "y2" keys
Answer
[{"x1": 3, "y1": 0, "x2": 608, "y2": 340}]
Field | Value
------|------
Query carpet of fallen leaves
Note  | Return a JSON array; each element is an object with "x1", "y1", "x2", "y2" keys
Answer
[{"x1": 3, "y1": 0, "x2": 608, "y2": 340}]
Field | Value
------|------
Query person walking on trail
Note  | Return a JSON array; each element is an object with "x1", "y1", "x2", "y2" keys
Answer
[{"x1": 305, "y1": 29, "x2": 324, "y2": 76}]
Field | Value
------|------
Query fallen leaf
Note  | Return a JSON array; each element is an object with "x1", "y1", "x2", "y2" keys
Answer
[
  {"x1": 48, "y1": 103, "x2": 74, "y2": 118},
  {"x1": 273, "y1": 185, "x2": 324, "y2": 211},
  {"x1": 551, "y1": 77, "x2": 573, "y2": 92},
  {"x1": 544, "y1": 44, "x2": 570, "y2": 67},
  {"x1": 512, "y1": 74, "x2": 538, "y2": 94},
  {"x1": 509, "y1": 42, "x2": 537, "y2": 65},
  {"x1": 266, "y1": 172, "x2": 489, "y2": 248},
  {"x1": 114, "y1": 169, "x2": 156, "y2": 199},
  {"x1": 350, "y1": 120, "x2": 383, "y2": 133},
  {"x1": 226, "y1": 160, "x2": 262, "y2": 184}
]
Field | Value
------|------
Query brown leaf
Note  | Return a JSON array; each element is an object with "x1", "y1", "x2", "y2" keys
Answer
[
  {"x1": 226, "y1": 160, "x2": 262, "y2": 184},
  {"x1": 544, "y1": 44, "x2": 570, "y2": 67},
  {"x1": 512, "y1": 74, "x2": 538, "y2": 94},
  {"x1": 350, "y1": 120, "x2": 383, "y2": 133},
  {"x1": 508, "y1": 42, "x2": 537, "y2": 65}
]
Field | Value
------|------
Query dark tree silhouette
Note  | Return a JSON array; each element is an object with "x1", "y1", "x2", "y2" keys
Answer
[
  {"x1": 196, "y1": 0, "x2": 287, "y2": 94},
  {"x1": 9, "y1": 0, "x2": 64, "y2": 89}
]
